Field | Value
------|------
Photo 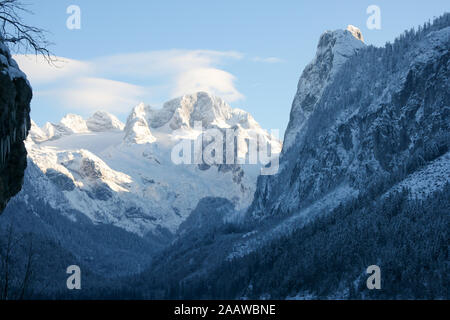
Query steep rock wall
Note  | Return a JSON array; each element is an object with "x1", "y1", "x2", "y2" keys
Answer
[{"x1": 0, "y1": 43, "x2": 32, "y2": 212}]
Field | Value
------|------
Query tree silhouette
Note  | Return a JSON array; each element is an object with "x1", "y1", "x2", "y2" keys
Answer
[
  {"x1": 0, "y1": 0, "x2": 53, "y2": 62},
  {"x1": 0, "y1": 223, "x2": 35, "y2": 300}
]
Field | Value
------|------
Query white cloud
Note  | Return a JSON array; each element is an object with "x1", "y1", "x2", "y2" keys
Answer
[
  {"x1": 173, "y1": 68, "x2": 244, "y2": 102},
  {"x1": 94, "y1": 50, "x2": 243, "y2": 78},
  {"x1": 252, "y1": 56, "x2": 283, "y2": 63},
  {"x1": 13, "y1": 50, "x2": 245, "y2": 116},
  {"x1": 39, "y1": 77, "x2": 147, "y2": 114},
  {"x1": 13, "y1": 55, "x2": 92, "y2": 84}
]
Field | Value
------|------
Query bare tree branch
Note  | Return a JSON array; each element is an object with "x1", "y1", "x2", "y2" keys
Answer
[{"x1": 0, "y1": 0, "x2": 55, "y2": 64}]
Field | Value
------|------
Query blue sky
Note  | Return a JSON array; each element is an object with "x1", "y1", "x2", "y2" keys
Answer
[{"x1": 14, "y1": 0, "x2": 450, "y2": 135}]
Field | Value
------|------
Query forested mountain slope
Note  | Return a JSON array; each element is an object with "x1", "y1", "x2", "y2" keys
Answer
[{"x1": 110, "y1": 15, "x2": 450, "y2": 300}]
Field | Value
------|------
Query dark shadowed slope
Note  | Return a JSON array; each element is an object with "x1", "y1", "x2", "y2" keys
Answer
[{"x1": 0, "y1": 41, "x2": 32, "y2": 213}]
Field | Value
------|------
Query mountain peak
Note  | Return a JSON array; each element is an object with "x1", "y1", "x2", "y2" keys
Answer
[
  {"x1": 283, "y1": 27, "x2": 365, "y2": 150},
  {"x1": 124, "y1": 92, "x2": 240, "y2": 135},
  {"x1": 60, "y1": 114, "x2": 89, "y2": 133},
  {"x1": 317, "y1": 27, "x2": 365, "y2": 55},
  {"x1": 122, "y1": 92, "x2": 280, "y2": 157},
  {"x1": 347, "y1": 25, "x2": 364, "y2": 42},
  {"x1": 87, "y1": 111, "x2": 125, "y2": 132},
  {"x1": 157, "y1": 92, "x2": 234, "y2": 130},
  {"x1": 123, "y1": 104, "x2": 156, "y2": 145}
]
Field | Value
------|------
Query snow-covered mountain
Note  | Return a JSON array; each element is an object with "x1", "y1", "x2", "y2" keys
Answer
[
  {"x1": 22, "y1": 92, "x2": 281, "y2": 236},
  {"x1": 283, "y1": 25, "x2": 365, "y2": 151},
  {"x1": 87, "y1": 111, "x2": 125, "y2": 132},
  {"x1": 127, "y1": 16, "x2": 450, "y2": 300},
  {"x1": 251, "y1": 21, "x2": 450, "y2": 218},
  {"x1": 3, "y1": 14, "x2": 448, "y2": 299}
]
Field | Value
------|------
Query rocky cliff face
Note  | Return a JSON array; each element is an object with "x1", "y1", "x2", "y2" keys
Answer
[
  {"x1": 127, "y1": 16, "x2": 449, "y2": 300},
  {"x1": 250, "y1": 18, "x2": 449, "y2": 218},
  {"x1": 283, "y1": 26, "x2": 365, "y2": 151},
  {"x1": 0, "y1": 42, "x2": 32, "y2": 213}
]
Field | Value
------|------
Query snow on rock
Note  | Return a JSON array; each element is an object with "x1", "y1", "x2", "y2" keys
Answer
[
  {"x1": 386, "y1": 152, "x2": 450, "y2": 200},
  {"x1": 347, "y1": 25, "x2": 364, "y2": 42},
  {"x1": 39, "y1": 114, "x2": 89, "y2": 141},
  {"x1": 123, "y1": 92, "x2": 282, "y2": 161},
  {"x1": 123, "y1": 103, "x2": 157, "y2": 144},
  {"x1": 151, "y1": 92, "x2": 237, "y2": 130},
  {"x1": 250, "y1": 18, "x2": 449, "y2": 221},
  {"x1": 87, "y1": 111, "x2": 125, "y2": 132},
  {"x1": 143, "y1": 92, "x2": 268, "y2": 134},
  {"x1": 283, "y1": 27, "x2": 365, "y2": 151},
  {"x1": 60, "y1": 114, "x2": 90, "y2": 133},
  {"x1": 34, "y1": 111, "x2": 125, "y2": 142},
  {"x1": 41, "y1": 122, "x2": 66, "y2": 141},
  {"x1": 24, "y1": 92, "x2": 281, "y2": 236},
  {"x1": 0, "y1": 42, "x2": 28, "y2": 81},
  {"x1": 29, "y1": 120, "x2": 48, "y2": 143}
]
